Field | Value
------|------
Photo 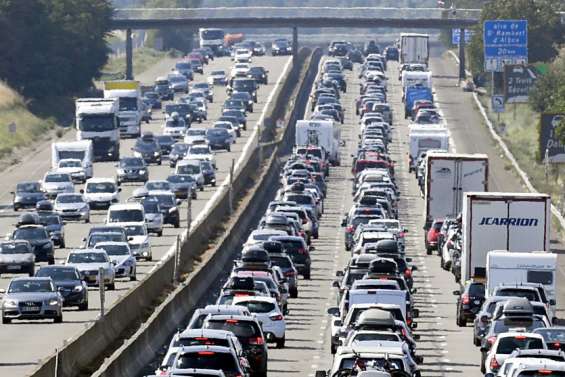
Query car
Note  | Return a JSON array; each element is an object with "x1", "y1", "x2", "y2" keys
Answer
[
  {"x1": 55, "y1": 159, "x2": 87, "y2": 183},
  {"x1": 272, "y1": 38, "x2": 291, "y2": 55},
  {"x1": 169, "y1": 345, "x2": 249, "y2": 377},
  {"x1": 133, "y1": 133, "x2": 162, "y2": 164},
  {"x1": 11, "y1": 223, "x2": 54, "y2": 264},
  {"x1": 147, "y1": 191, "x2": 181, "y2": 228},
  {"x1": 454, "y1": 280, "x2": 486, "y2": 326},
  {"x1": 200, "y1": 160, "x2": 217, "y2": 187},
  {"x1": 53, "y1": 193, "x2": 90, "y2": 223},
  {"x1": 165, "y1": 103, "x2": 195, "y2": 125},
  {"x1": 174, "y1": 61, "x2": 194, "y2": 80},
  {"x1": 230, "y1": 63, "x2": 250, "y2": 78},
  {"x1": 168, "y1": 73, "x2": 189, "y2": 93},
  {"x1": 154, "y1": 76, "x2": 174, "y2": 101},
  {"x1": 191, "y1": 82, "x2": 214, "y2": 102},
  {"x1": 228, "y1": 78, "x2": 258, "y2": 103},
  {"x1": 214, "y1": 122, "x2": 237, "y2": 144},
  {"x1": 0, "y1": 240, "x2": 35, "y2": 277},
  {"x1": 41, "y1": 172, "x2": 74, "y2": 199},
  {"x1": 11, "y1": 181, "x2": 46, "y2": 212},
  {"x1": 484, "y1": 332, "x2": 546, "y2": 375},
  {"x1": 230, "y1": 92, "x2": 254, "y2": 113},
  {"x1": 145, "y1": 180, "x2": 172, "y2": 193},
  {"x1": 190, "y1": 58, "x2": 204, "y2": 74},
  {"x1": 163, "y1": 112, "x2": 188, "y2": 139},
  {"x1": 141, "y1": 197, "x2": 164, "y2": 237},
  {"x1": 208, "y1": 70, "x2": 227, "y2": 85},
  {"x1": 66, "y1": 249, "x2": 116, "y2": 290},
  {"x1": 155, "y1": 134, "x2": 176, "y2": 155},
  {"x1": 234, "y1": 48, "x2": 253, "y2": 63},
  {"x1": 35, "y1": 265, "x2": 88, "y2": 310},
  {"x1": 83, "y1": 178, "x2": 121, "y2": 209},
  {"x1": 142, "y1": 91, "x2": 162, "y2": 109},
  {"x1": 116, "y1": 157, "x2": 149, "y2": 185},
  {"x1": 247, "y1": 66, "x2": 268, "y2": 85},
  {"x1": 222, "y1": 110, "x2": 247, "y2": 131},
  {"x1": 169, "y1": 142, "x2": 190, "y2": 168},
  {"x1": 94, "y1": 242, "x2": 136, "y2": 281},
  {"x1": 385, "y1": 46, "x2": 399, "y2": 61},
  {"x1": 184, "y1": 128, "x2": 207, "y2": 146},
  {"x1": 0, "y1": 277, "x2": 63, "y2": 324},
  {"x1": 175, "y1": 160, "x2": 205, "y2": 191},
  {"x1": 37, "y1": 212, "x2": 65, "y2": 248},
  {"x1": 186, "y1": 144, "x2": 217, "y2": 168},
  {"x1": 534, "y1": 327, "x2": 565, "y2": 351},
  {"x1": 233, "y1": 296, "x2": 286, "y2": 348},
  {"x1": 167, "y1": 174, "x2": 198, "y2": 200},
  {"x1": 425, "y1": 218, "x2": 444, "y2": 254}
]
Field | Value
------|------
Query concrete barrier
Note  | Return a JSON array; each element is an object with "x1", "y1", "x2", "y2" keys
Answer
[
  {"x1": 90, "y1": 48, "x2": 323, "y2": 377},
  {"x1": 28, "y1": 48, "x2": 318, "y2": 377}
]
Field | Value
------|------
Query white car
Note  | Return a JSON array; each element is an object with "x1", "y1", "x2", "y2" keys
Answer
[
  {"x1": 192, "y1": 98, "x2": 208, "y2": 120},
  {"x1": 214, "y1": 121, "x2": 237, "y2": 143},
  {"x1": 66, "y1": 249, "x2": 116, "y2": 289},
  {"x1": 484, "y1": 332, "x2": 547, "y2": 375},
  {"x1": 94, "y1": 241, "x2": 136, "y2": 281},
  {"x1": 184, "y1": 128, "x2": 207, "y2": 145},
  {"x1": 233, "y1": 296, "x2": 286, "y2": 348},
  {"x1": 117, "y1": 222, "x2": 152, "y2": 261},
  {"x1": 231, "y1": 63, "x2": 250, "y2": 77},
  {"x1": 56, "y1": 159, "x2": 86, "y2": 183},
  {"x1": 207, "y1": 70, "x2": 227, "y2": 86},
  {"x1": 42, "y1": 172, "x2": 74, "y2": 199},
  {"x1": 233, "y1": 48, "x2": 252, "y2": 63},
  {"x1": 53, "y1": 193, "x2": 90, "y2": 223},
  {"x1": 163, "y1": 116, "x2": 188, "y2": 138},
  {"x1": 83, "y1": 178, "x2": 120, "y2": 209},
  {"x1": 175, "y1": 160, "x2": 205, "y2": 191},
  {"x1": 185, "y1": 145, "x2": 216, "y2": 168}
]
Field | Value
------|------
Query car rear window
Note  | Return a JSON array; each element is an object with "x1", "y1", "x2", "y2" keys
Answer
[
  {"x1": 175, "y1": 351, "x2": 237, "y2": 372},
  {"x1": 173, "y1": 337, "x2": 230, "y2": 348},
  {"x1": 497, "y1": 336, "x2": 544, "y2": 354},
  {"x1": 468, "y1": 283, "x2": 485, "y2": 297},
  {"x1": 205, "y1": 320, "x2": 260, "y2": 339},
  {"x1": 497, "y1": 289, "x2": 540, "y2": 302},
  {"x1": 270, "y1": 256, "x2": 292, "y2": 268},
  {"x1": 235, "y1": 301, "x2": 275, "y2": 314}
]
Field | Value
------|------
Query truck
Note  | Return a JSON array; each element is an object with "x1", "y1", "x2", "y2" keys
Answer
[
  {"x1": 296, "y1": 119, "x2": 341, "y2": 166},
  {"x1": 75, "y1": 98, "x2": 120, "y2": 161},
  {"x1": 408, "y1": 125, "x2": 450, "y2": 171},
  {"x1": 103, "y1": 80, "x2": 142, "y2": 138},
  {"x1": 404, "y1": 85, "x2": 433, "y2": 118},
  {"x1": 400, "y1": 33, "x2": 429, "y2": 66},
  {"x1": 401, "y1": 71, "x2": 432, "y2": 91},
  {"x1": 199, "y1": 28, "x2": 225, "y2": 51},
  {"x1": 461, "y1": 192, "x2": 551, "y2": 282},
  {"x1": 486, "y1": 250, "x2": 556, "y2": 309},
  {"x1": 424, "y1": 153, "x2": 488, "y2": 231},
  {"x1": 51, "y1": 141, "x2": 94, "y2": 179}
]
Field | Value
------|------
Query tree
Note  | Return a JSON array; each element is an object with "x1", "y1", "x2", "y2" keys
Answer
[
  {"x1": 530, "y1": 46, "x2": 565, "y2": 114},
  {"x1": 467, "y1": 0, "x2": 564, "y2": 74}
]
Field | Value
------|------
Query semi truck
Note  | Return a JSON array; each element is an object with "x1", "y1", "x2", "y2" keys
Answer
[
  {"x1": 400, "y1": 33, "x2": 429, "y2": 66},
  {"x1": 103, "y1": 80, "x2": 142, "y2": 138},
  {"x1": 424, "y1": 153, "x2": 488, "y2": 231},
  {"x1": 296, "y1": 120, "x2": 341, "y2": 166},
  {"x1": 461, "y1": 192, "x2": 551, "y2": 282},
  {"x1": 75, "y1": 98, "x2": 120, "y2": 161},
  {"x1": 51, "y1": 141, "x2": 94, "y2": 179}
]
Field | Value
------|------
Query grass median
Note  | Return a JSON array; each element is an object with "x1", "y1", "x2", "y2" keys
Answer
[{"x1": 100, "y1": 47, "x2": 180, "y2": 81}]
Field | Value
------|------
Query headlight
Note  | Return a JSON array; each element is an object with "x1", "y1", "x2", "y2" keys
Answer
[
  {"x1": 117, "y1": 168, "x2": 125, "y2": 174},
  {"x1": 81, "y1": 205, "x2": 89, "y2": 212},
  {"x1": 48, "y1": 299, "x2": 59, "y2": 306},
  {"x1": 73, "y1": 285, "x2": 83, "y2": 292},
  {"x1": 142, "y1": 241, "x2": 150, "y2": 249},
  {"x1": 142, "y1": 251, "x2": 149, "y2": 256},
  {"x1": 139, "y1": 170, "x2": 146, "y2": 175},
  {"x1": 3, "y1": 299, "x2": 17, "y2": 307},
  {"x1": 154, "y1": 152, "x2": 159, "y2": 157},
  {"x1": 133, "y1": 151, "x2": 142, "y2": 158}
]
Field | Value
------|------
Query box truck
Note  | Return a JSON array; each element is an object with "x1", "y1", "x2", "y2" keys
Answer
[
  {"x1": 51, "y1": 141, "x2": 94, "y2": 179},
  {"x1": 461, "y1": 192, "x2": 551, "y2": 282},
  {"x1": 424, "y1": 153, "x2": 488, "y2": 230},
  {"x1": 486, "y1": 250, "x2": 556, "y2": 305},
  {"x1": 408, "y1": 125, "x2": 450, "y2": 171},
  {"x1": 103, "y1": 80, "x2": 142, "y2": 138},
  {"x1": 296, "y1": 119, "x2": 341, "y2": 166},
  {"x1": 401, "y1": 71, "x2": 432, "y2": 91},
  {"x1": 400, "y1": 33, "x2": 429, "y2": 65},
  {"x1": 75, "y1": 98, "x2": 120, "y2": 161}
]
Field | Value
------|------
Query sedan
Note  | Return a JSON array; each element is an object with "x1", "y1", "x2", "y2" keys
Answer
[
  {"x1": 42, "y1": 172, "x2": 74, "y2": 199},
  {"x1": 0, "y1": 240, "x2": 35, "y2": 277},
  {"x1": 12, "y1": 181, "x2": 46, "y2": 211},
  {"x1": 116, "y1": 157, "x2": 149, "y2": 185},
  {"x1": 94, "y1": 242, "x2": 136, "y2": 281},
  {"x1": 167, "y1": 174, "x2": 197, "y2": 200},
  {"x1": 230, "y1": 92, "x2": 254, "y2": 113},
  {"x1": 54, "y1": 193, "x2": 90, "y2": 223},
  {"x1": 66, "y1": 249, "x2": 116, "y2": 290},
  {"x1": 1, "y1": 277, "x2": 63, "y2": 324},
  {"x1": 11, "y1": 225, "x2": 54, "y2": 265},
  {"x1": 214, "y1": 122, "x2": 237, "y2": 143},
  {"x1": 186, "y1": 144, "x2": 217, "y2": 168},
  {"x1": 206, "y1": 128, "x2": 232, "y2": 152},
  {"x1": 248, "y1": 66, "x2": 268, "y2": 85},
  {"x1": 207, "y1": 70, "x2": 227, "y2": 86},
  {"x1": 133, "y1": 135, "x2": 162, "y2": 165},
  {"x1": 233, "y1": 296, "x2": 286, "y2": 348},
  {"x1": 35, "y1": 265, "x2": 88, "y2": 310}
]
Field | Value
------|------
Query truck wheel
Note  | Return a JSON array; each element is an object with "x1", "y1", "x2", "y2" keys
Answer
[
  {"x1": 48, "y1": 257, "x2": 55, "y2": 265},
  {"x1": 2, "y1": 316, "x2": 11, "y2": 324}
]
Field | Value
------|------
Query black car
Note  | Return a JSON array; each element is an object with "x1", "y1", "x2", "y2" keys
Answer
[
  {"x1": 116, "y1": 157, "x2": 149, "y2": 185},
  {"x1": 272, "y1": 38, "x2": 292, "y2": 55},
  {"x1": 336, "y1": 57, "x2": 353, "y2": 71},
  {"x1": 248, "y1": 66, "x2": 268, "y2": 85},
  {"x1": 229, "y1": 78, "x2": 258, "y2": 103},
  {"x1": 347, "y1": 48, "x2": 364, "y2": 63},
  {"x1": 154, "y1": 78, "x2": 174, "y2": 101},
  {"x1": 12, "y1": 181, "x2": 46, "y2": 211},
  {"x1": 385, "y1": 46, "x2": 399, "y2": 61},
  {"x1": 166, "y1": 174, "x2": 197, "y2": 200},
  {"x1": 11, "y1": 224, "x2": 54, "y2": 264},
  {"x1": 169, "y1": 142, "x2": 189, "y2": 168},
  {"x1": 200, "y1": 160, "x2": 216, "y2": 187},
  {"x1": 231, "y1": 91, "x2": 254, "y2": 113},
  {"x1": 147, "y1": 193, "x2": 181, "y2": 228},
  {"x1": 323, "y1": 72, "x2": 347, "y2": 92},
  {"x1": 454, "y1": 281, "x2": 486, "y2": 326},
  {"x1": 155, "y1": 135, "x2": 175, "y2": 155},
  {"x1": 165, "y1": 103, "x2": 194, "y2": 125},
  {"x1": 271, "y1": 236, "x2": 311, "y2": 279},
  {"x1": 206, "y1": 128, "x2": 232, "y2": 152},
  {"x1": 133, "y1": 133, "x2": 162, "y2": 165},
  {"x1": 142, "y1": 91, "x2": 162, "y2": 109},
  {"x1": 36, "y1": 265, "x2": 88, "y2": 310},
  {"x1": 364, "y1": 40, "x2": 380, "y2": 56},
  {"x1": 37, "y1": 213, "x2": 65, "y2": 248},
  {"x1": 222, "y1": 110, "x2": 247, "y2": 130}
]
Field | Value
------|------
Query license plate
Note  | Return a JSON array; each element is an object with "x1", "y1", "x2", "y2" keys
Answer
[
  {"x1": 21, "y1": 306, "x2": 40, "y2": 312},
  {"x1": 7, "y1": 265, "x2": 21, "y2": 271},
  {"x1": 474, "y1": 299, "x2": 481, "y2": 305}
]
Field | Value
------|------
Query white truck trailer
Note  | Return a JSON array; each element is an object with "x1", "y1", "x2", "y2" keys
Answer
[
  {"x1": 400, "y1": 33, "x2": 429, "y2": 66},
  {"x1": 296, "y1": 119, "x2": 341, "y2": 166}
]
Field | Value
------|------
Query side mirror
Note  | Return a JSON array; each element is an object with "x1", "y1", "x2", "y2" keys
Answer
[
  {"x1": 10, "y1": 191, "x2": 14, "y2": 195},
  {"x1": 480, "y1": 346, "x2": 488, "y2": 352},
  {"x1": 413, "y1": 334, "x2": 420, "y2": 340},
  {"x1": 112, "y1": 260, "x2": 117, "y2": 265},
  {"x1": 332, "y1": 280, "x2": 340, "y2": 288},
  {"x1": 411, "y1": 266, "x2": 418, "y2": 271},
  {"x1": 452, "y1": 290, "x2": 461, "y2": 296},
  {"x1": 176, "y1": 199, "x2": 182, "y2": 206},
  {"x1": 82, "y1": 237, "x2": 87, "y2": 242},
  {"x1": 411, "y1": 322, "x2": 418, "y2": 329},
  {"x1": 550, "y1": 299, "x2": 556, "y2": 306},
  {"x1": 412, "y1": 308, "x2": 420, "y2": 318},
  {"x1": 335, "y1": 270, "x2": 344, "y2": 277},
  {"x1": 128, "y1": 236, "x2": 134, "y2": 241},
  {"x1": 327, "y1": 307, "x2": 340, "y2": 317},
  {"x1": 415, "y1": 356, "x2": 424, "y2": 365},
  {"x1": 310, "y1": 246, "x2": 316, "y2": 251},
  {"x1": 341, "y1": 217, "x2": 347, "y2": 227},
  {"x1": 406, "y1": 257, "x2": 412, "y2": 262},
  {"x1": 411, "y1": 288, "x2": 417, "y2": 294},
  {"x1": 265, "y1": 333, "x2": 274, "y2": 342},
  {"x1": 79, "y1": 189, "x2": 84, "y2": 194},
  {"x1": 118, "y1": 188, "x2": 122, "y2": 192}
]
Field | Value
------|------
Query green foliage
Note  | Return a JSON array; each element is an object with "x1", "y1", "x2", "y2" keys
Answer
[
  {"x1": 529, "y1": 47, "x2": 565, "y2": 115},
  {"x1": 467, "y1": 0, "x2": 564, "y2": 74},
  {"x1": 0, "y1": 0, "x2": 112, "y2": 99}
]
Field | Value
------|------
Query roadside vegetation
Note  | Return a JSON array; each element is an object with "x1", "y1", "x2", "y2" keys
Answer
[{"x1": 100, "y1": 47, "x2": 173, "y2": 81}]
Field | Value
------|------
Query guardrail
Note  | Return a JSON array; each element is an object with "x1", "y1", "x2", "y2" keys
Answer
[{"x1": 28, "y1": 48, "x2": 315, "y2": 377}]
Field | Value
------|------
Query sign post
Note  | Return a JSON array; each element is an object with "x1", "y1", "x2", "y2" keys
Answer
[
  {"x1": 491, "y1": 95, "x2": 505, "y2": 113},
  {"x1": 484, "y1": 20, "x2": 528, "y2": 72}
]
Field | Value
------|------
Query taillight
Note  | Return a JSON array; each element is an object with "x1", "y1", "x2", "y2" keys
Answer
[
  {"x1": 407, "y1": 317, "x2": 412, "y2": 326},
  {"x1": 553, "y1": 342, "x2": 561, "y2": 349},
  {"x1": 490, "y1": 357, "x2": 499, "y2": 371},
  {"x1": 270, "y1": 314, "x2": 284, "y2": 321},
  {"x1": 346, "y1": 226, "x2": 354, "y2": 233},
  {"x1": 302, "y1": 219, "x2": 307, "y2": 224},
  {"x1": 487, "y1": 336, "x2": 496, "y2": 345},
  {"x1": 198, "y1": 351, "x2": 215, "y2": 355},
  {"x1": 398, "y1": 232, "x2": 405, "y2": 238},
  {"x1": 226, "y1": 319, "x2": 239, "y2": 324},
  {"x1": 298, "y1": 248, "x2": 306, "y2": 254},
  {"x1": 284, "y1": 270, "x2": 296, "y2": 277},
  {"x1": 404, "y1": 269, "x2": 412, "y2": 278},
  {"x1": 514, "y1": 335, "x2": 526, "y2": 340},
  {"x1": 249, "y1": 336, "x2": 264, "y2": 345},
  {"x1": 462, "y1": 294, "x2": 470, "y2": 305},
  {"x1": 539, "y1": 370, "x2": 554, "y2": 375}
]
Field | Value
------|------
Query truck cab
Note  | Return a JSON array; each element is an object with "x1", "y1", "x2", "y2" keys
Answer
[
  {"x1": 103, "y1": 81, "x2": 143, "y2": 138},
  {"x1": 75, "y1": 98, "x2": 120, "y2": 161}
]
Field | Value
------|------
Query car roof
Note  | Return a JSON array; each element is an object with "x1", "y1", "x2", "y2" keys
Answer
[
  {"x1": 108, "y1": 203, "x2": 143, "y2": 211},
  {"x1": 69, "y1": 248, "x2": 106, "y2": 254},
  {"x1": 86, "y1": 177, "x2": 116, "y2": 184},
  {"x1": 177, "y1": 345, "x2": 233, "y2": 355},
  {"x1": 232, "y1": 296, "x2": 277, "y2": 305},
  {"x1": 179, "y1": 328, "x2": 234, "y2": 339}
]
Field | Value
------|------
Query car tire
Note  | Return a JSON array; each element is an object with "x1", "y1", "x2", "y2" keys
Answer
[
  {"x1": 276, "y1": 336, "x2": 285, "y2": 349},
  {"x1": 54, "y1": 314, "x2": 63, "y2": 323},
  {"x1": 192, "y1": 193, "x2": 197, "y2": 199},
  {"x1": 474, "y1": 336, "x2": 481, "y2": 347},
  {"x1": 78, "y1": 301, "x2": 88, "y2": 311},
  {"x1": 174, "y1": 221, "x2": 180, "y2": 229},
  {"x1": 28, "y1": 267, "x2": 34, "y2": 277},
  {"x1": 200, "y1": 185, "x2": 204, "y2": 192},
  {"x1": 290, "y1": 289, "x2": 298, "y2": 298},
  {"x1": 60, "y1": 240, "x2": 66, "y2": 249},
  {"x1": 85, "y1": 217, "x2": 90, "y2": 224},
  {"x1": 146, "y1": 256, "x2": 153, "y2": 262},
  {"x1": 480, "y1": 353, "x2": 486, "y2": 374},
  {"x1": 48, "y1": 257, "x2": 55, "y2": 265},
  {"x1": 331, "y1": 344, "x2": 337, "y2": 354},
  {"x1": 13, "y1": 205, "x2": 18, "y2": 212},
  {"x1": 108, "y1": 283, "x2": 116, "y2": 291},
  {"x1": 130, "y1": 268, "x2": 137, "y2": 281},
  {"x1": 2, "y1": 316, "x2": 11, "y2": 324},
  {"x1": 157, "y1": 230, "x2": 163, "y2": 237},
  {"x1": 304, "y1": 271, "x2": 311, "y2": 280},
  {"x1": 227, "y1": 145, "x2": 231, "y2": 152}
]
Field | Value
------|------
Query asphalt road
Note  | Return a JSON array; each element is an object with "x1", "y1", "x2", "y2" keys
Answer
[{"x1": 0, "y1": 54, "x2": 291, "y2": 377}]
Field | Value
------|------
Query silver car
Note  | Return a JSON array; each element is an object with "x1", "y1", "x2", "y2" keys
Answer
[
  {"x1": 94, "y1": 242, "x2": 136, "y2": 281},
  {"x1": 0, "y1": 240, "x2": 35, "y2": 277},
  {"x1": 54, "y1": 193, "x2": 90, "y2": 223},
  {"x1": 42, "y1": 172, "x2": 74, "y2": 199},
  {"x1": 1, "y1": 277, "x2": 63, "y2": 324},
  {"x1": 65, "y1": 249, "x2": 116, "y2": 290}
]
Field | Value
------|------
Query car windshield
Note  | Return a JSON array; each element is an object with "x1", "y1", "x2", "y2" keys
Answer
[
  {"x1": 56, "y1": 195, "x2": 83, "y2": 204},
  {"x1": 151, "y1": 194, "x2": 175, "y2": 207},
  {"x1": 14, "y1": 227, "x2": 47, "y2": 240},
  {"x1": 235, "y1": 301, "x2": 275, "y2": 314},
  {"x1": 36, "y1": 267, "x2": 80, "y2": 281},
  {"x1": 88, "y1": 233, "x2": 123, "y2": 247},
  {"x1": 0, "y1": 242, "x2": 30, "y2": 254},
  {"x1": 206, "y1": 320, "x2": 260, "y2": 339},
  {"x1": 16, "y1": 182, "x2": 41, "y2": 193},
  {"x1": 284, "y1": 194, "x2": 313, "y2": 205},
  {"x1": 270, "y1": 256, "x2": 292, "y2": 268},
  {"x1": 351, "y1": 333, "x2": 401, "y2": 343},
  {"x1": 493, "y1": 318, "x2": 546, "y2": 333},
  {"x1": 189, "y1": 147, "x2": 209, "y2": 155},
  {"x1": 156, "y1": 136, "x2": 174, "y2": 145},
  {"x1": 68, "y1": 252, "x2": 107, "y2": 264},
  {"x1": 340, "y1": 358, "x2": 403, "y2": 371},
  {"x1": 109, "y1": 209, "x2": 144, "y2": 223},
  {"x1": 59, "y1": 160, "x2": 81, "y2": 168},
  {"x1": 497, "y1": 336, "x2": 545, "y2": 354},
  {"x1": 176, "y1": 62, "x2": 191, "y2": 70},
  {"x1": 38, "y1": 215, "x2": 61, "y2": 226},
  {"x1": 142, "y1": 200, "x2": 160, "y2": 213},
  {"x1": 177, "y1": 164, "x2": 200, "y2": 175},
  {"x1": 187, "y1": 129, "x2": 206, "y2": 136},
  {"x1": 207, "y1": 129, "x2": 227, "y2": 137},
  {"x1": 171, "y1": 144, "x2": 189, "y2": 155},
  {"x1": 96, "y1": 244, "x2": 129, "y2": 256},
  {"x1": 118, "y1": 97, "x2": 137, "y2": 111},
  {"x1": 146, "y1": 181, "x2": 170, "y2": 191},
  {"x1": 124, "y1": 225, "x2": 146, "y2": 236},
  {"x1": 120, "y1": 159, "x2": 144, "y2": 168},
  {"x1": 497, "y1": 289, "x2": 539, "y2": 302},
  {"x1": 175, "y1": 352, "x2": 237, "y2": 372},
  {"x1": 166, "y1": 119, "x2": 185, "y2": 128},
  {"x1": 135, "y1": 140, "x2": 158, "y2": 151},
  {"x1": 86, "y1": 182, "x2": 116, "y2": 193},
  {"x1": 215, "y1": 123, "x2": 231, "y2": 130},
  {"x1": 167, "y1": 175, "x2": 194, "y2": 184},
  {"x1": 45, "y1": 174, "x2": 70, "y2": 183},
  {"x1": 8, "y1": 280, "x2": 53, "y2": 293}
]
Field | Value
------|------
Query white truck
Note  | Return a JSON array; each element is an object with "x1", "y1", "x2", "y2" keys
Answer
[
  {"x1": 51, "y1": 141, "x2": 94, "y2": 179},
  {"x1": 296, "y1": 119, "x2": 341, "y2": 166},
  {"x1": 400, "y1": 33, "x2": 429, "y2": 66},
  {"x1": 486, "y1": 250, "x2": 556, "y2": 306},
  {"x1": 408, "y1": 125, "x2": 450, "y2": 171},
  {"x1": 103, "y1": 80, "x2": 142, "y2": 138},
  {"x1": 461, "y1": 192, "x2": 552, "y2": 282},
  {"x1": 424, "y1": 153, "x2": 488, "y2": 230},
  {"x1": 75, "y1": 98, "x2": 120, "y2": 161},
  {"x1": 401, "y1": 71, "x2": 432, "y2": 91}
]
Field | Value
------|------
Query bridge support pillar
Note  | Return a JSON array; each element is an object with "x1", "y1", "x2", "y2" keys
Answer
[
  {"x1": 126, "y1": 28, "x2": 133, "y2": 80},
  {"x1": 458, "y1": 27, "x2": 466, "y2": 82},
  {"x1": 292, "y1": 26, "x2": 298, "y2": 63}
]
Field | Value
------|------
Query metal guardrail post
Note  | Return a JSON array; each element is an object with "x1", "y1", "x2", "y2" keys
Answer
[
  {"x1": 173, "y1": 234, "x2": 180, "y2": 283},
  {"x1": 98, "y1": 267, "x2": 105, "y2": 317},
  {"x1": 187, "y1": 194, "x2": 192, "y2": 231},
  {"x1": 229, "y1": 158, "x2": 235, "y2": 215}
]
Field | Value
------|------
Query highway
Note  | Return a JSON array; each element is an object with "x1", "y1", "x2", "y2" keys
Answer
[{"x1": 0, "y1": 54, "x2": 291, "y2": 377}]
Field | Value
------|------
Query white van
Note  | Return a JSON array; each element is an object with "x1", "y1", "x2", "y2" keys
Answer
[{"x1": 106, "y1": 203, "x2": 145, "y2": 225}]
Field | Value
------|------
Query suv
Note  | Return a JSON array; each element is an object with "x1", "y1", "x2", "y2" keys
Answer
[
  {"x1": 454, "y1": 281, "x2": 485, "y2": 326},
  {"x1": 11, "y1": 222, "x2": 54, "y2": 265}
]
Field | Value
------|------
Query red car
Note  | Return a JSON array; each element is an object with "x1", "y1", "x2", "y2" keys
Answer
[{"x1": 426, "y1": 218, "x2": 444, "y2": 255}]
